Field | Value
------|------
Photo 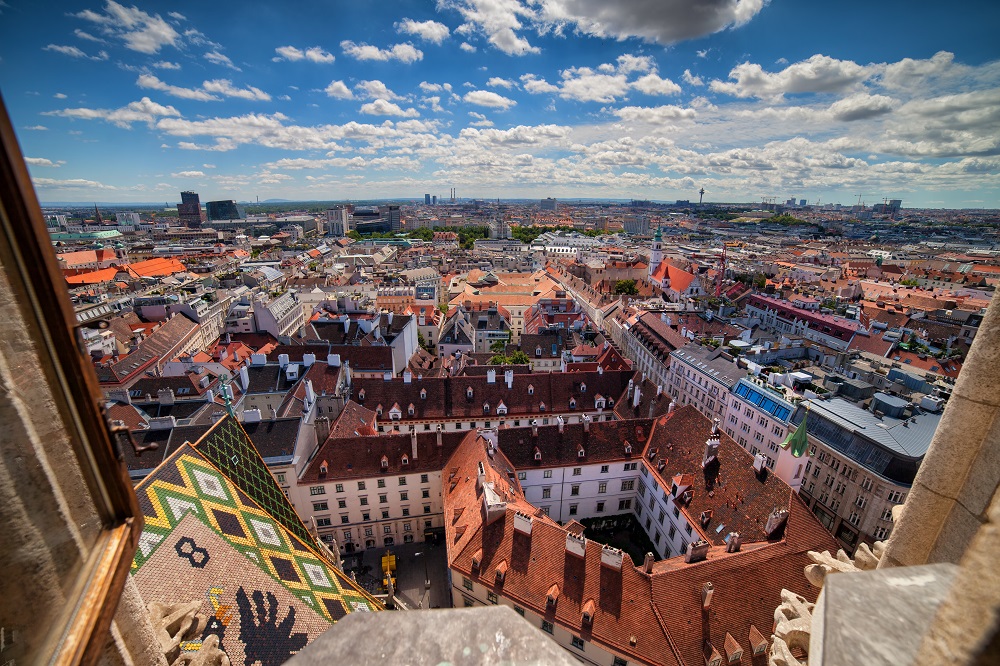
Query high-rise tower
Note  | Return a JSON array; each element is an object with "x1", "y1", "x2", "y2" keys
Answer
[
  {"x1": 649, "y1": 226, "x2": 663, "y2": 278},
  {"x1": 177, "y1": 191, "x2": 203, "y2": 228}
]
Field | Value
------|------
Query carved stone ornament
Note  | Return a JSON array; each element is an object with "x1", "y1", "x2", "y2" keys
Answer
[{"x1": 149, "y1": 600, "x2": 229, "y2": 666}]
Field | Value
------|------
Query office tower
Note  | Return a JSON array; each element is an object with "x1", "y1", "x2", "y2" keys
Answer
[
  {"x1": 177, "y1": 191, "x2": 202, "y2": 228},
  {"x1": 424, "y1": 193, "x2": 431, "y2": 205},
  {"x1": 206, "y1": 200, "x2": 246, "y2": 221},
  {"x1": 540, "y1": 197, "x2": 557, "y2": 211},
  {"x1": 326, "y1": 206, "x2": 349, "y2": 237},
  {"x1": 382, "y1": 204, "x2": 402, "y2": 232},
  {"x1": 432, "y1": 195, "x2": 437, "y2": 205}
]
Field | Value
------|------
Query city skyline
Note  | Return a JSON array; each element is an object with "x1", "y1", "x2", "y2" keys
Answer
[{"x1": 1, "y1": 0, "x2": 999, "y2": 208}]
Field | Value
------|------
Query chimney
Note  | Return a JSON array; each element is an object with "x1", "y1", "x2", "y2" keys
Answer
[
  {"x1": 302, "y1": 353, "x2": 316, "y2": 367},
  {"x1": 668, "y1": 400, "x2": 675, "y2": 414},
  {"x1": 600, "y1": 545, "x2": 624, "y2": 570},
  {"x1": 633, "y1": 386, "x2": 642, "y2": 408},
  {"x1": 486, "y1": 369, "x2": 496, "y2": 384},
  {"x1": 643, "y1": 552, "x2": 655, "y2": 574},
  {"x1": 656, "y1": 384, "x2": 663, "y2": 397},
  {"x1": 436, "y1": 424, "x2": 443, "y2": 448},
  {"x1": 685, "y1": 540, "x2": 710, "y2": 564},
  {"x1": 239, "y1": 365, "x2": 250, "y2": 391},
  {"x1": 411, "y1": 429, "x2": 419, "y2": 462},
  {"x1": 383, "y1": 371, "x2": 392, "y2": 381},
  {"x1": 583, "y1": 414, "x2": 591, "y2": 432},
  {"x1": 702, "y1": 427, "x2": 720, "y2": 468},
  {"x1": 627, "y1": 378, "x2": 634, "y2": 398},
  {"x1": 505, "y1": 369, "x2": 514, "y2": 388},
  {"x1": 242, "y1": 409, "x2": 262, "y2": 423},
  {"x1": 557, "y1": 415, "x2": 565, "y2": 433},
  {"x1": 753, "y1": 453, "x2": 767, "y2": 474},
  {"x1": 403, "y1": 370, "x2": 412, "y2": 384},
  {"x1": 327, "y1": 353, "x2": 342, "y2": 367},
  {"x1": 513, "y1": 510, "x2": 533, "y2": 535},
  {"x1": 702, "y1": 582, "x2": 714, "y2": 609},
  {"x1": 725, "y1": 532, "x2": 742, "y2": 553},
  {"x1": 764, "y1": 508, "x2": 790, "y2": 538},
  {"x1": 531, "y1": 420, "x2": 538, "y2": 437},
  {"x1": 315, "y1": 416, "x2": 331, "y2": 444},
  {"x1": 157, "y1": 388, "x2": 175, "y2": 405},
  {"x1": 566, "y1": 532, "x2": 586, "y2": 559},
  {"x1": 278, "y1": 353, "x2": 290, "y2": 368}
]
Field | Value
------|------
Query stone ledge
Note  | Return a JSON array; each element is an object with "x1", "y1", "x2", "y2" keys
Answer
[
  {"x1": 287, "y1": 606, "x2": 579, "y2": 666},
  {"x1": 810, "y1": 563, "x2": 958, "y2": 666}
]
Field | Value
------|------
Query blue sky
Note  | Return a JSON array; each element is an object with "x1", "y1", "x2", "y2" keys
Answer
[{"x1": 1, "y1": 0, "x2": 998, "y2": 207}]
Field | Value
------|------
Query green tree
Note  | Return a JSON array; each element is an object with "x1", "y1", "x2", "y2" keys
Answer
[
  {"x1": 488, "y1": 354, "x2": 508, "y2": 365},
  {"x1": 614, "y1": 279, "x2": 639, "y2": 296},
  {"x1": 490, "y1": 339, "x2": 508, "y2": 354},
  {"x1": 508, "y1": 350, "x2": 530, "y2": 365},
  {"x1": 753, "y1": 274, "x2": 767, "y2": 289}
]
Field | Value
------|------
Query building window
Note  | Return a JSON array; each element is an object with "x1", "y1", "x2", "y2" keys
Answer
[
  {"x1": 402, "y1": 507, "x2": 410, "y2": 516},
  {"x1": 379, "y1": 494, "x2": 388, "y2": 504},
  {"x1": 424, "y1": 505, "x2": 431, "y2": 514},
  {"x1": 621, "y1": 480, "x2": 635, "y2": 491},
  {"x1": 514, "y1": 606, "x2": 525, "y2": 616},
  {"x1": 313, "y1": 501, "x2": 328, "y2": 511},
  {"x1": 360, "y1": 497, "x2": 368, "y2": 506},
  {"x1": 543, "y1": 470, "x2": 553, "y2": 478},
  {"x1": 571, "y1": 636, "x2": 585, "y2": 650},
  {"x1": 569, "y1": 504, "x2": 578, "y2": 516},
  {"x1": 624, "y1": 462, "x2": 638, "y2": 471},
  {"x1": 613, "y1": 658, "x2": 628, "y2": 666},
  {"x1": 685, "y1": 524, "x2": 693, "y2": 536},
  {"x1": 517, "y1": 472, "x2": 526, "y2": 480},
  {"x1": 362, "y1": 512, "x2": 370, "y2": 521},
  {"x1": 596, "y1": 501, "x2": 605, "y2": 513},
  {"x1": 275, "y1": 473, "x2": 286, "y2": 484},
  {"x1": 541, "y1": 621, "x2": 554, "y2": 634},
  {"x1": 338, "y1": 499, "x2": 347, "y2": 509},
  {"x1": 598, "y1": 482, "x2": 607, "y2": 494},
  {"x1": 400, "y1": 492, "x2": 408, "y2": 501},
  {"x1": 378, "y1": 479, "x2": 386, "y2": 488},
  {"x1": 381, "y1": 511, "x2": 390, "y2": 520},
  {"x1": 399, "y1": 476, "x2": 407, "y2": 486},
  {"x1": 358, "y1": 481, "x2": 366, "y2": 491},
  {"x1": 486, "y1": 591, "x2": 498, "y2": 604},
  {"x1": 572, "y1": 467, "x2": 582, "y2": 476},
  {"x1": 618, "y1": 499, "x2": 632, "y2": 511},
  {"x1": 421, "y1": 473, "x2": 429, "y2": 483},
  {"x1": 341, "y1": 515, "x2": 350, "y2": 524},
  {"x1": 344, "y1": 530, "x2": 352, "y2": 541},
  {"x1": 673, "y1": 507, "x2": 680, "y2": 519},
  {"x1": 316, "y1": 518, "x2": 331, "y2": 527},
  {"x1": 364, "y1": 527, "x2": 373, "y2": 537},
  {"x1": 384, "y1": 525, "x2": 392, "y2": 534},
  {"x1": 335, "y1": 483, "x2": 344, "y2": 493},
  {"x1": 542, "y1": 487, "x2": 551, "y2": 499},
  {"x1": 403, "y1": 522, "x2": 411, "y2": 531},
  {"x1": 571, "y1": 485, "x2": 580, "y2": 496},
  {"x1": 309, "y1": 486, "x2": 326, "y2": 496},
  {"x1": 422, "y1": 489, "x2": 430, "y2": 498},
  {"x1": 464, "y1": 598, "x2": 475, "y2": 608}
]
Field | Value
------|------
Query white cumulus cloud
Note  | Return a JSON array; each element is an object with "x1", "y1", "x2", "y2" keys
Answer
[
  {"x1": 324, "y1": 80, "x2": 354, "y2": 99},
  {"x1": 273, "y1": 45, "x2": 335, "y2": 63},
  {"x1": 74, "y1": 1, "x2": 181, "y2": 54},
  {"x1": 341, "y1": 40, "x2": 423, "y2": 63},
  {"x1": 463, "y1": 90, "x2": 517, "y2": 109},
  {"x1": 359, "y1": 99, "x2": 420, "y2": 117},
  {"x1": 395, "y1": 18, "x2": 450, "y2": 44}
]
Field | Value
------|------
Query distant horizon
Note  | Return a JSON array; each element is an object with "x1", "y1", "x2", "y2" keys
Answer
[{"x1": 4, "y1": 1, "x2": 999, "y2": 208}]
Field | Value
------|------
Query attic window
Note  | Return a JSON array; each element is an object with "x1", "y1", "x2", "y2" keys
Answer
[
  {"x1": 483, "y1": 403, "x2": 490, "y2": 414},
  {"x1": 176, "y1": 387, "x2": 190, "y2": 395},
  {"x1": 534, "y1": 448, "x2": 542, "y2": 461},
  {"x1": 624, "y1": 442, "x2": 632, "y2": 455},
  {"x1": 466, "y1": 387, "x2": 474, "y2": 399},
  {"x1": 420, "y1": 388, "x2": 427, "y2": 400},
  {"x1": 401, "y1": 454, "x2": 409, "y2": 466},
  {"x1": 535, "y1": 346, "x2": 542, "y2": 357},
  {"x1": 380, "y1": 456, "x2": 389, "y2": 469},
  {"x1": 527, "y1": 384, "x2": 534, "y2": 395},
  {"x1": 539, "y1": 402, "x2": 546, "y2": 412},
  {"x1": 595, "y1": 397, "x2": 606, "y2": 409},
  {"x1": 577, "y1": 448, "x2": 585, "y2": 458},
  {"x1": 376, "y1": 405, "x2": 383, "y2": 416},
  {"x1": 319, "y1": 461, "x2": 328, "y2": 476},
  {"x1": 358, "y1": 389, "x2": 366, "y2": 401},
  {"x1": 497, "y1": 402, "x2": 507, "y2": 416},
  {"x1": 579, "y1": 382, "x2": 586, "y2": 393},
  {"x1": 569, "y1": 398, "x2": 577, "y2": 410},
  {"x1": 408, "y1": 404, "x2": 415, "y2": 416}
]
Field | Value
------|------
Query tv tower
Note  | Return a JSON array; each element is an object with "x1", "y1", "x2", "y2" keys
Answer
[{"x1": 698, "y1": 188, "x2": 705, "y2": 206}]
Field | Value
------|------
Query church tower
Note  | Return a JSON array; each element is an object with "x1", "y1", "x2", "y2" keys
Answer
[{"x1": 648, "y1": 226, "x2": 663, "y2": 278}]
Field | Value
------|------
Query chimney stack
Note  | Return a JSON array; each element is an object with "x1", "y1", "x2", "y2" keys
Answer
[
  {"x1": 702, "y1": 582, "x2": 714, "y2": 609},
  {"x1": 532, "y1": 420, "x2": 538, "y2": 437},
  {"x1": 557, "y1": 415, "x2": 565, "y2": 433},
  {"x1": 643, "y1": 552, "x2": 655, "y2": 574},
  {"x1": 583, "y1": 414, "x2": 591, "y2": 432},
  {"x1": 315, "y1": 416, "x2": 331, "y2": 444},
  {"x1": 411, "y1": 429, "x2": 418, "y2": 461},
  {"x1": 436, "y1": 424, "x2": 443, "y2": 448},
  {"x1": 633, "y1": 386, "x2": 642, "y2": 408}
]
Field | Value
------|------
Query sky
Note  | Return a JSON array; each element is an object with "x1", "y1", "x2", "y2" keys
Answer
[{"x1": 1, "y1": 0, "x2": 999, "y2": 208}]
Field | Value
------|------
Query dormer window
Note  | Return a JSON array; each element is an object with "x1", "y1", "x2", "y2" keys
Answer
[
  {"x1": 420, "y1": 388, "x2": 427, "y2": 400},
  {"x1": 407, "y1": 403, "x2": 415, "y2": 416},
  {"x1": 401, "y1": 454, "x2": 409, "y2": 466},
  {"x1": 535, "y1": 346, "x2": 542, "y2": 357},
  {"x1": 539, "y1": 402, "x2": 546, "y2": 412},
  {"x1": 483, "y1": 403, "x2": 490, "y2": 414},
  {"x1": 319, "y1": 460, "x2": 328, "y2": 476},
  {"x1": 376, "y1": 405, "x2": 383, "y2": 416},
  {"x1": 577, "y1": 448, "x2": 585, "y2": 458},
  {"x1": 580, "y1": 382, "x2": 587, "y2": 393},
  {"x1": 569, "y1": 398, "x2": 577, "y2": 410},
  {"x1": 534, "y1": 448, "x2": 542, "y2": 461},
  {"x1": 497, "y1": 401, "x2": 507, "y2": 416},
  {"x1": 595, "y1": 396, "x2": 606, "y2": 409},
  {"x1": 380, "y1": 455, "x2": 389, "y2": 469},
  {"x1": 358, "y1": 389, "x2": 366, "y2": 401},
  {"x1": 624, "y1": 442, "x2": 632, "y2": 455},
  {"x1": 527, "y1": 384, "x2": 534, "y2": 395},
  {"x1": 466, "y1": 387, "x2": 474, "y2": 399}
]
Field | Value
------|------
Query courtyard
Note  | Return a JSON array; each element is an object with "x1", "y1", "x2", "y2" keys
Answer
[{"x1": 580, "y1": 513, "x2": 661, "y2": 566}]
